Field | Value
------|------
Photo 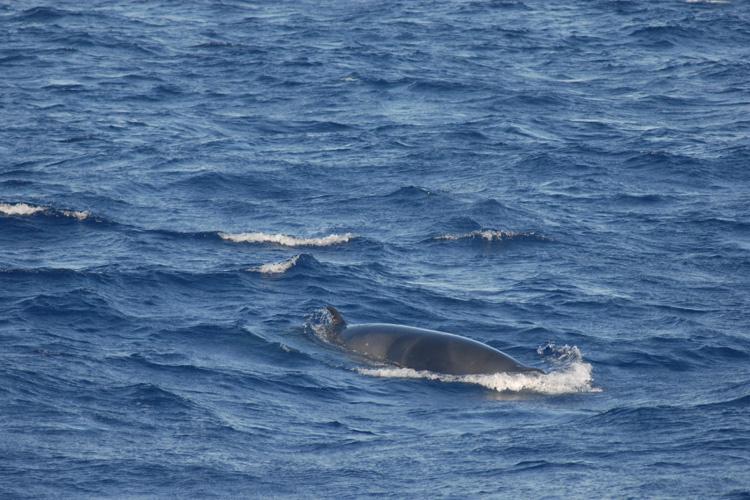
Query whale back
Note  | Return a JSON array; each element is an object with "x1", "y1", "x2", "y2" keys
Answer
[{"x1": 340, "y1": 323, "x2": 539, "y2": 375}]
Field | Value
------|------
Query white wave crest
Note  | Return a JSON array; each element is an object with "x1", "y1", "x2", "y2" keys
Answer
[
  {"x1": 434, "y1": 230, "x2": 542, "y2": 242},
  {"x1": 0, "y1": 202, "x2": 91, "y2": 220},
  {"x1": 358, "y1": 342, "x2": 600, "y2": 395},
  {"x1": 249, "y1": 255, "x2": 301, "y2": 274},
  {"x1": 61, "y1": 210, "x2": 90, "y2": 221},
  {"x1": 0, "y1": 202, "x2": 46, "y2": 216},
  {"x1": 220, "y1": 231, "x2": 354, "y2": 247}
]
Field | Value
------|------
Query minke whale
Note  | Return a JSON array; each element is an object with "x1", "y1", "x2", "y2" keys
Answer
[{"x1": 325, "y1": 307, "x2": 543, "y2": 376}]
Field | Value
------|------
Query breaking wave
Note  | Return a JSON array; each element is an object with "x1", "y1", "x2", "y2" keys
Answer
[
  {"x1": 219, "y1": 231, "x2": 354, "y2": 247},
  {"x1": 0, "y1": 202, "x2": 90, "y2": 220},
  {"x1": 432, "y1": 229, "x2": 546, "y2": 242},
  {"x1": 250, "y1": 255, "x2": 302, "y2": 274},
  {"x1": 60, "y1": 210, "x2": 91, "y2": 221},
  {"x1": 247, "y1": 254, "x2": 322, "y2": 275},
  {"x1": 0, "y1": 202, "x2": 45, "y2": 216}
]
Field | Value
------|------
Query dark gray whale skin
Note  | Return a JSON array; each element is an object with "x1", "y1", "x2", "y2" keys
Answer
[{"x1": 326, "y1": 307, "x2": 543, "y2": 376}]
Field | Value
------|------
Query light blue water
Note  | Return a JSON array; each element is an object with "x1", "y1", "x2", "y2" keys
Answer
[{"x1": 2, "y1": 0, "x2": 749, "y2": 497}]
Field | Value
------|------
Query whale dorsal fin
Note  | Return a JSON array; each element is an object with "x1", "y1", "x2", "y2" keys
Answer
[{"x1": 326, "y1": 306, "x2": 346, "y2": 329}]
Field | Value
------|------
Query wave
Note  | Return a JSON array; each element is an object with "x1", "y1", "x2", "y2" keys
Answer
[
  {"x1": 695, "y1": 394, "x2": 750, "y2": 411},
  {"x1": 358, "y1": 343, "x2": 598, "y2": 395},
  {"x1": 107, "y1": 382, "x2": 199, "y2": 411},
  {"x1": 361, "y1": 185, "x2": 445, "y2": 206},
  {"x1": 11, "y1": 6, "x2": 74, "y2": 22},
  {"x1": 386, "y1": 185, "x2": 435, "y2": 198},
  {"x1": 0, "y1": 202, "x2": 45, "y2": 216},
  {"x1": 627, "y1": 25, "x2": 703, "y2": 49},
  {"x1": 0, "y1": 202, "x2": 90, "y2": 220},
  {"x1": 248, "y1": 254, "x2": 321, "y2": 275},
  {"x1": 60, "y1": 209, "x2": 90, "y2": 221},
  {"x1": 219, "y1": 231, "x2": 354, "y2": 247},
  {"x1": 408, "y1": 79, "x2": 471, "y2": 93},
  {"x1": 251, "y1": 255, "x2": 302, "y2": 274},
  {"x1": 432, "y1": 229, "x2": 546, "y2": 242}
]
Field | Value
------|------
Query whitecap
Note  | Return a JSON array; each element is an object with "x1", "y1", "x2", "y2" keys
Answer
[
  {"x1": 0, "y1": 202, "x2": 46, "y2": 216},
  {"x1": 61, "y1": 209, "x2": 90, "y2": 221},
  {"x1": 249, "y1": 255, "x2": 301, "y2": 274},
  {"x1": 0, "y1": 202, "x2": 91, "y2": 220},
  {"x1": 220, "y1": 231, "x2": 354, "y2": 247},
  {"x1": 434, "y1": 229, "x2": 543, "y2": 241}
]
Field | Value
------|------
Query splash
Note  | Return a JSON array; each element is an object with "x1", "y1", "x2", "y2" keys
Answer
[
  {"x1": 249, "y1": 255, "x2": 301, "y2": 274},
  {"x1": 219, "y1": 231, "x2": 354, "y2": 247},
  {"x1": 305, "y1": 306, "x2": 340, "y2": 344},
  {"x1": 359, "y1": 342, "x2": 600, "y2": 395},
  {"x1": 433, "y1": 230, "x2": 545, "y2": 242}
]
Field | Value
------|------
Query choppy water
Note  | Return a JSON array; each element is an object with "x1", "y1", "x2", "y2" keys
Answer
[{"x1": 2, "y1": 0, "x2": 749, "y2": 497}]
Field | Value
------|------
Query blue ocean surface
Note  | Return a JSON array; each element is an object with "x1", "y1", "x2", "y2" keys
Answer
[{"x1": 2, "y1": 0, "x2": 749, "y2": 497}]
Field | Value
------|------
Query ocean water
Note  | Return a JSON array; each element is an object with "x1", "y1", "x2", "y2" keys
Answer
[{"x1": 1, "y1": 0, "x2": 749, "y2": 497}]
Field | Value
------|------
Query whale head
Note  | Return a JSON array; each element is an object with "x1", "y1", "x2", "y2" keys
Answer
[{"x1": 325, "y1": 305, "x2": 347, "y2": 342}]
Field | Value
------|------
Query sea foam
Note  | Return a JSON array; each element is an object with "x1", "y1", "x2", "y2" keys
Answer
[
  {"x1": 250, "y1": 255, "x2": 301, "y2": 274},
  {"x1": 220, "y1": 231, "x2": 354, "y2": 247},
  {"x1": 0, "y1": 202, "x2": 90, "y2": 220},
  {"x1": 60, "y1": 209, "x2": 90, "y2": 221},
  {"x1": 433, "y1": 230, "x2": 544, "y2": 242},
  {"x1": 0, "y1": 202, "x2": 46, "y2": 216},
  {"x1": 359, "y1": 343, "x2": 599, "y2": 395}
]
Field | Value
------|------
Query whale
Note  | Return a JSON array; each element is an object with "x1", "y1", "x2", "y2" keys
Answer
[{"x1": 324, "y1": 307, "x2": 543, "y2": 376}]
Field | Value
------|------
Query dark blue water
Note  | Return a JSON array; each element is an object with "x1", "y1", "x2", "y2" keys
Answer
[{"x1": 2, "y1": 0, "x2": 749, "y2": 497}]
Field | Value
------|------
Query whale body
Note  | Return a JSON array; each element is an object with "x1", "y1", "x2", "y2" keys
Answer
[{"x1": 325, "y1": 307, "x2": 543, "y2": 376}]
